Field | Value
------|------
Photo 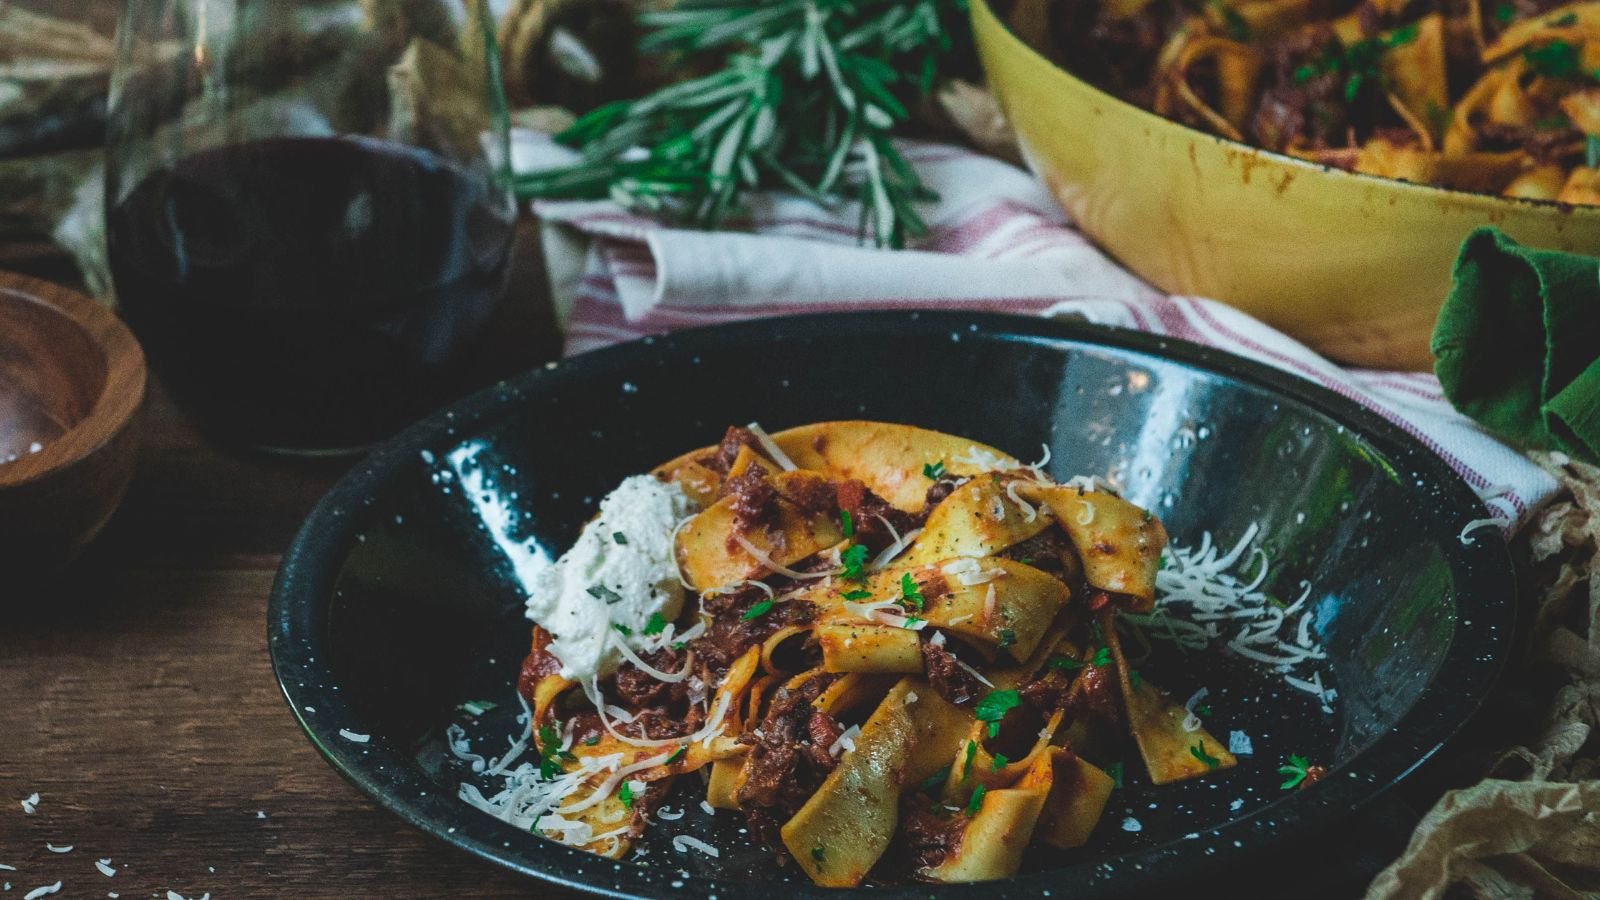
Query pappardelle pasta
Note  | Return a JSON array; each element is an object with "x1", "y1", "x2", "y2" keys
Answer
[
  {"x1": 1031, "y1": 0, "x2": 1600, "y2": 202},
  {"x1": 503, "y1": 421, "x2": 1237, "y2": 886}
]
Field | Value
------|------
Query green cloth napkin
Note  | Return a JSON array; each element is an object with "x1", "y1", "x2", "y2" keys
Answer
[{"x1": 1434, "y1": 227, "x2": 1600, "y2": 464}]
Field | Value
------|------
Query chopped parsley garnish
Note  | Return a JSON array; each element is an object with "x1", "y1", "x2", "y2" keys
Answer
[
  {"x1": 666, "y1": 745, "x2": 688, "y2": 765},
  {"x1": 671, "y1": 641, "x2": 688, "y2": 651},
  {"x1": 965, "y1": 785, "x2": 987, "y2": 816},
  {"x1": 618, "y1": 780, "x2": 638, "y2": 809},
  {"x1": 1494, "y1": 1, "x2": 1514, "y2": 22},
  {"x1": 537, "y1": 725, "x2": 565, "y2": 779},
  {"x1": 1293, "y1": 26, "x2": 1421, "y2": 102},
  {"x1": 612, "y1": 623, "x2": 633, "y2": 636},
  {"x1": 812, "y1": 846, "x2": 826, "y2": 864},
  {"x1": 1588, "y1": 134, "x2": 1600, "y2": 169},
  {"x1": 1050, "y1": 646, "x2": 1112, "y2": 671},
  {"x1": 975, "y1": 690, "x2": 1022, "y2": 738},
  {"x1": 841, "y1": 589, "x2": 873, "y2": 601},
  {"x1": 741, "y1": 600, "x2": 776, "y2": 621},
  {"x1": 900, "y1": 573, "x2": 926, "y2": 611},
  {"x1": 612, "y1": 532, "x2": 628, "y2": 545},
  {"x1": 839, "y1": 509, "x2": 854, "y2": 537},
  {"x1": 1019, "y1": 557, "x2": 1035, "y2": 565},
  {"x1": 1106, "y1": 760, "x2": 1125, "y2": 789},
  {"x1": 1129, "y1": 668, "x2": 1142, "y2": 690},
  {"x1": 992, "y1": 753, "x2": 1010, "y2": 771},
  {"x1": 644, "y1": 612, "x2": 668, "y2": 635},
  {"x1": 1194, "y1": 703, "x2": 1213, "y2": 718},
  {"x1": 962, "y1": 740, "x2": 978, "y2": 781},
  {"x1": 1550, "y1": 12, "x2": 1579, "y2": 26},
  {"x1": 1190, "y1": 742, "x2": 1222, "y2": 770},
  {"x1": 1279, "y1": 753, "x2": 1312, "y2": 789},
  {"x1": 840, "y1": 543, "x2": 870, "y2": 581},
  {"x1": 584, "y1": 736, "x2": 600, "y2": 746},
  {"x1": 923, "y1": 460, "x2": 946, "y2": 480},
  {"x1": 919, "y1": 765, "x2": 952, "y2": 795},
  {"x1": 587, "y1": 585, "x2": 624, "y2": 604},
  {"x1": 1525, "y1": 39, "x2": 1581, "y2": 79},
  {"x1": 997, "y1": 628, "x2": 1016, "y2": 650},
  {"x1": 905, "y1": 616, "x2": 925, "y2": 627}
]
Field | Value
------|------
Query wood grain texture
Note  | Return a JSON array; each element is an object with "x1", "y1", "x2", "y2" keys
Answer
[{"x1": 0, "y1": 210, "x2": 570, "y2": 896}]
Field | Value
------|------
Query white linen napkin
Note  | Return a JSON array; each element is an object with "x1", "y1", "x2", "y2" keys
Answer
[{"x1": 515, "y1": 129, "x2": 1558, "y2": 528}]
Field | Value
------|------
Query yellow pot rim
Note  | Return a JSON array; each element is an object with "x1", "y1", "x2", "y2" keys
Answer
[{"x1": 972, "y1": 0, "x2": 1600, "y2": 220}]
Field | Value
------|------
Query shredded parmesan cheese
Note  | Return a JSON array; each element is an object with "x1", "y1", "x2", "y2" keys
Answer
[
  {"x1": 1459, "y1": 517, "x2": 1510, "y2": 543},
  {"x1": 610, "y1": 631, "x2": 694, "y2": 683},
  {"x1": 338, "y1": 729, "x2": 371, "y2": 744},
  {"x1": 700, "y1": 800, "x2": 716, "y2": 815},
  {"x1": 954, "y1": 657, "x2": 995, "y2": 688},
  {"x1": 1154, "y1": 524, "x2": 1336, "y2": 710},
  {"x1": 95, "y1": 860, "x2": 115, "y2": 878},
  {"x1": 25, "y1": 885, "x2": 60, "y2": 900},
  {"x1": 842, "y1": 598, "x2": 927, "y2": 630},
  {"x1": 870, "y1": 524, "x2": 922, "y2": 571},
  {"x1": 656, "y1": 806, "x2": 685, "y2": 821},
  {"x1": 828, "y1": 724, "x2": 862, "y2": 757},
  {"x1": 673, "y1": 835, "x2": 721, "y2": 858},
  {"x1": 733, "y1": 533, "x2": 838, "y2": 581},
  {"x1": 746, "y1": 422, "x2": 798, "y2": 472},
  {"x1": 1003, "y1": 479, "x2": 1040, "y2": 522},
  {"x1": 19, "y1": 794, "x2": 37, "y2": 815},
  {"x1": 44, "y1": 844, "x2": 71, "y2": 854}
]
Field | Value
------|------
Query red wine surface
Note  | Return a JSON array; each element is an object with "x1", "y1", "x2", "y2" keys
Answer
[{"x1": 108, "y1": 136, "x2": 515, "y2": 453}]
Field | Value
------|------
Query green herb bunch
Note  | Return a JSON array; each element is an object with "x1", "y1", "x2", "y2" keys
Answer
[{"x1": 515, "y1": 0, "x2": 971, "y2": 248}]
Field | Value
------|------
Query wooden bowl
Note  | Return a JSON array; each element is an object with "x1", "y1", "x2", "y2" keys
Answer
[
  {"x1": 971, "y1": 0, "x2": 1600, "y2": 370},
  {"x1": 0, "y1": 272, "x2": 145, "y2": 576}
]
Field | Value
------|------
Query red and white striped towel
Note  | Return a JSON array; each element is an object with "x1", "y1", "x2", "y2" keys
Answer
[{"x1": 517, "y1": 132, "x2": 1557, "y2": 528}]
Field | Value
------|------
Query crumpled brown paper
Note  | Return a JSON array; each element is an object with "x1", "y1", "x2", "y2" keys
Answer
[{"x1": 1367, "y1": 453, "x2": 1600, "y2": 900}]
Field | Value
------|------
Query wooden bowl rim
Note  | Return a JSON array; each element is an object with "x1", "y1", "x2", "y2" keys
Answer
[
  {"x1": 0, "y1": 272, "x2": 146, "y2": 490},
  {"x1": 972, "y1": 0, "x2": 1600, "y2": 219}
]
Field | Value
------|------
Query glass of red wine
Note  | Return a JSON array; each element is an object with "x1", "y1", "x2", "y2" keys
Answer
[{"x1": 106, "y1": 1, "x2": 517, "y2": 456}]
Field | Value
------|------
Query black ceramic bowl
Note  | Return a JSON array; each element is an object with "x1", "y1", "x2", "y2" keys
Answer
[{"x1": 269, "y1": 311, "x2": 1515, "y2": 899}]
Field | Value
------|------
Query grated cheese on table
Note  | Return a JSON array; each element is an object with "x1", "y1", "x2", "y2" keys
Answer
[
  {"x1": 44, "y1": 846, "x2": 70, "y2": 854},
  {"x1": 23, "y1": 884, "x2": 60, "y2": 900},
  {"x1": 19, "y1": 794, "x2": 37, "y2": 815},
  {"x1": 337, "y1": 729, "x2": 371, "y2": 743},
  {"x1": 95, "y1": 860, "x2": 115, "y2": 878}
]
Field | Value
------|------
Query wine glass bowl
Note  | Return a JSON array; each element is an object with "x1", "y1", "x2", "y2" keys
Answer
[{"x1": 106, "y1": 0, "x2": 517, "y2": 456}]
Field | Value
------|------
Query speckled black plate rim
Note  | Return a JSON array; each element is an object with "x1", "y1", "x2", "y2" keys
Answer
[{"x1": 269, "y1": 310, "x2": 1516, "y2": 900}]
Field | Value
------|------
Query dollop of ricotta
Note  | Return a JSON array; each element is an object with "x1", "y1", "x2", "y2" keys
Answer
[{"x1": 525, "y1": 475, "x2": 695, "y2": 682}]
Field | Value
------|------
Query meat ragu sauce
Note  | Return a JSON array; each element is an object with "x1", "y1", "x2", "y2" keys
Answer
[
  {"x1": 1026, "y1": 0, "x2": 1600, "y2": 203},
  {"x1": 518, "y1": 467, "x2": 1141, "y2": 828},
  {"x1": 498, "y1": 421, "x2": 1247, "y2": 887}
]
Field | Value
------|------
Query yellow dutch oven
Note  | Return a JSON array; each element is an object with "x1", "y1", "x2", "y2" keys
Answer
[{"x1": 971, "y1": 0, "x2": 1600, "y2": 369}]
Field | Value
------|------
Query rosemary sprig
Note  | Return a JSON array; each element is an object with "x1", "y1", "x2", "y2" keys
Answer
[{"x1": 515, "y1": 0, "x2": 969, "y2": 248}]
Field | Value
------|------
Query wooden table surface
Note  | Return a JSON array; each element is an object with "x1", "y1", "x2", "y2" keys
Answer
[{"x1": 0, "y1": 229, "x2": 576, "y2": 898}]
